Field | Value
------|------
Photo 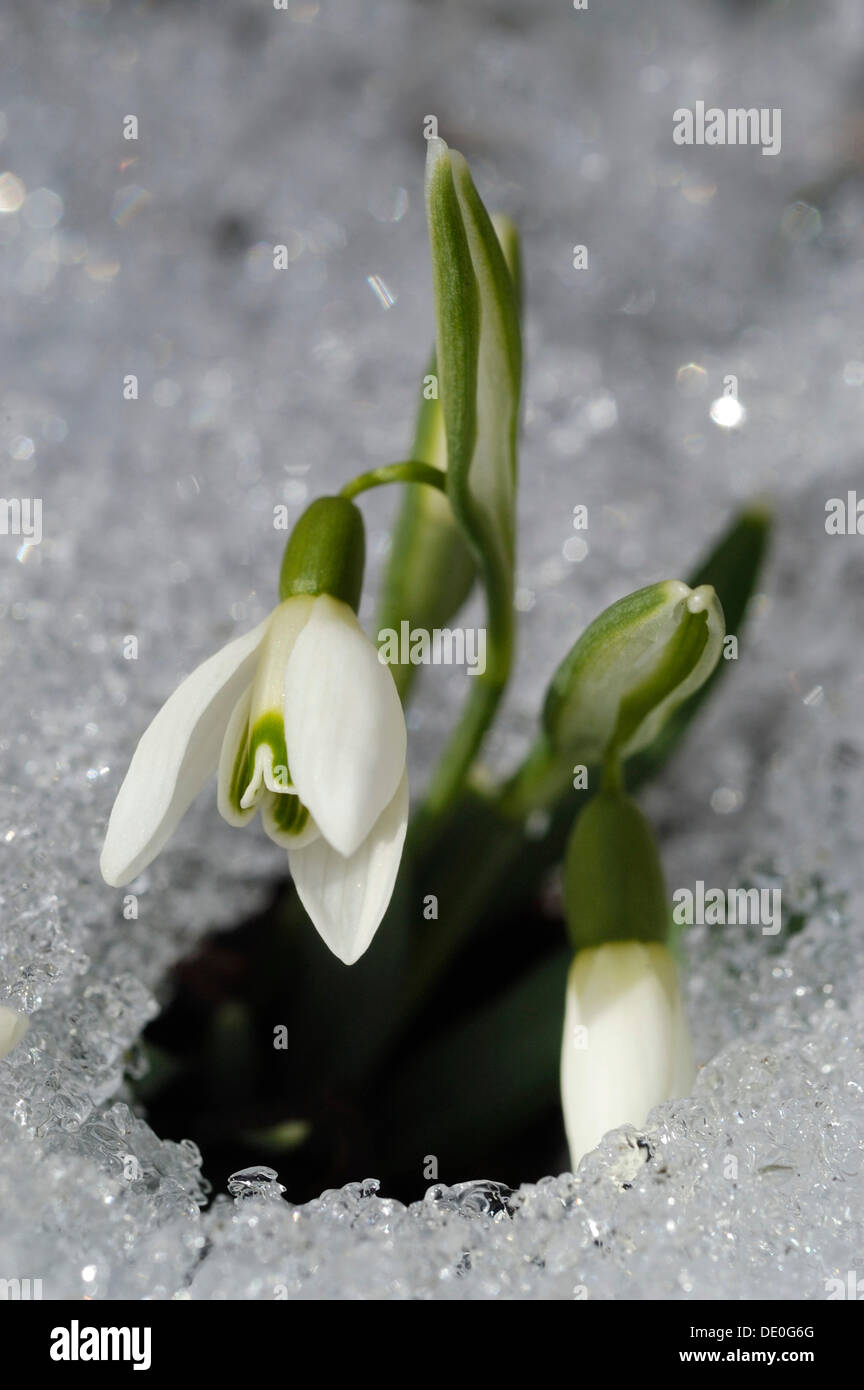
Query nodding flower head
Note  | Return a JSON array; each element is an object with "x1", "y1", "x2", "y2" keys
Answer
[{"x1": 101, "y1": 498, "x2": 409, "y2": 965}]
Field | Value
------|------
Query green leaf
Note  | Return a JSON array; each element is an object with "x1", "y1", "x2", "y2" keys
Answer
[
  {"x1": 491, "y1": 212, "x2": 523, "y2": 318},
  {"x1": 425, "y1": 136, "x2": 522, "y2": 643},
  {"x1": 378, "y1": 211, "x2": 523, "y2": 705},
  {"x1": 376, "y1": 359, "x2": 476, "y2": 700},
  {"x1": 543, "y1": 580, "x2": 725, "y2": 766},
  {"x1": 416, "y1": 141, "x2": 523, "y2": 820}
]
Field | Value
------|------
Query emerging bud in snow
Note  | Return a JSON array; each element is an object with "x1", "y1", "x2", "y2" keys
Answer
[
  {"x1": 559, "y1": 789, "x2": 694, "y2": 1167},
  {"x1": 100, "y1": 498, "x2": 408, "y2": 965},
  {"x1": 560, "y1": 940, "x2": 694, "y2": 1168},
  {"x1": 0, "y1": 1005, "x2": 28, "y2": 1062}
]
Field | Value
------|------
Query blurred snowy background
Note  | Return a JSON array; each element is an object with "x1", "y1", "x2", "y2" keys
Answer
[{"x1": 1, "y1": 0, "x2": 864, "y2": 1297}]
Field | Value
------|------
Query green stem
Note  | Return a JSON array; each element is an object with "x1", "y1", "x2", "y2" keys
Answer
[
  {"x1": 495, "y1": 733, "x2": 572, "y2": 821},
  {"x1": 340, "y1": 461, "x2": 448, "y2": 501},
  {"x1": 416, "y1": 679, "x2": 503, "y2": 828},
  {"x1": 416, "y1": 553, "x2": 512, "y2": 827},
  {"x1": 602, "y1": 753, "x2": 623, "y2": 794}
]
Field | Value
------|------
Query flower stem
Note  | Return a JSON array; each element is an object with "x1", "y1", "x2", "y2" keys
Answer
[
  {"x1": 602, "y1": 753, "x2": 623, "y2": 794},
  {"x1": 416, "y1": 554, "x2": 512, "y2": 827},
  {"x1": 417, "y1": 679, "x2": 502, "y2": 825},
  {"x1": 494, "y1": 733, "x2": 573, "y2": 821},
  {"x1": 340, "y1": 461, "x2": 448, "y2": 501}
]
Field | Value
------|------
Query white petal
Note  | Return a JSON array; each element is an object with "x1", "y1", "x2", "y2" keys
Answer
[
  {"x1": 0, "y1": 1005, "x2": 28, "y2": 1061},
  {"x1": 288, "y1": 770, "x2": 409, "y2": 965},
  {"x1": 101, "y1": 618, "x2": 269, "y2": 887},
  {"x1": 283, "y1": 595, "x2": 407, "y2": 857},
  {"x1": 560, "y1": 942, "x2": 693, "y2": 1169},
  {"x1": 247, "y1": 595, "x2": 315, "y2": 726}
]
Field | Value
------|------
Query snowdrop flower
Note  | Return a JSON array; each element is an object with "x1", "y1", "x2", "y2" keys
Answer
[
  {"x1": 101, "y1": 498, "x2": 408, "y2": 965},
  {"x1": 559, "y1": 787, "x2": 695, "y2": 1168},
  {"x1": 560, "y1": 940, "x2": 694, "y2": 1167},
  {"x1": 0, "y1": 1005, "x2": 28, "y2": 1062}
]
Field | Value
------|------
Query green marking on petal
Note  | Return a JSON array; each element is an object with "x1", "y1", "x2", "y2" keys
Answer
[
  {"x1": 261, "y1": 789, "x2": 314, "y2": 849},
  {"x1": 217, "y1": 684, "x2": 257, "y2": 827},
  {"x1": 268, "y1": 791, "x2": 309, "y2": 836},
  {"x1": 249, "y1": 711, "x2": 290, "y2": 791},
  {"x1": 229, "y1": 722, "x2": 252, "y2": 814}
]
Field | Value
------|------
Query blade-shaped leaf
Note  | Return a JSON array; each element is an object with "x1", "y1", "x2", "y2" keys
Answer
[
  {"x1": 425, "y1": 136, "x2": 522, "y2": 614},
  {"x1": 376, "y1": 357, "x2": 476, "y2": 699},
  {"x1": 378, "y1": 209, "x2": 523, "y2": 704}
]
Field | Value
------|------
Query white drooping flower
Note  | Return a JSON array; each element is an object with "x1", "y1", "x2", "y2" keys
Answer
[
  {"x1": 100, "y1": 593, "x2": 408, "y2": 965},
  {"x1": 0, "y1": 1005, "x2": 29, "y2": 1062},
  {"x1": 560, "y1": 940, "x2": 694, "y2": 1168}
]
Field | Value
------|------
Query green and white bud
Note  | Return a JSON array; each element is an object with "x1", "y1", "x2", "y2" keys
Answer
[
  {"x1": 544, "y1": 580, "x2": 725, "y2": 768},
  {"x1": 559, "y1": 787, "x2": 694, "y2": 1167}
]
